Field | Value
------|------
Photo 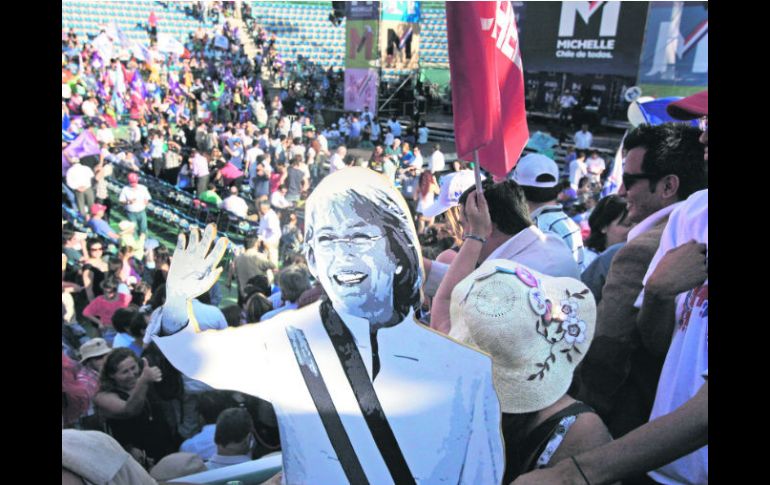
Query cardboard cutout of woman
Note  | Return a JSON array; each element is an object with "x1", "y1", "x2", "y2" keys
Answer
[{"x1": 149, "y1": 167, "x2": 503, "y2": 484}]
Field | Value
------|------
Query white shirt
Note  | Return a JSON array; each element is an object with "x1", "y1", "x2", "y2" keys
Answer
[
  {"x1": 96, "y1": 128, "x2": 115, "y2": 145},
  {"x1": 574, "y1": 130, "x2": 593, "y2": 149},
  {"x1": 586, "y1": 155, "x2": 605, "y2": 176},
  {"x1": 317, "y1": 133, "x2": 329, "y2": 153},
  {"x1": 639, "y1": 190, "x2": 708, "y2": 485},
  {"x1": 425, "y1": 226, "x2": 581, "y2": 297},
  {"x1": 246, "y1": 146, "x2": 263, "y2": 166},
  {"x1": 118, "y1": 184, "x2": 151, "y2": 212},
  {"x1": 81, "y1": 99, "x2": 97, "y2": 117},
  {"x1": 270, "y1": 191, "x2": 292, "y2": 210},
  {"x1": 222, "y1": 195, "x2": 249, "y2": 219},
  {"x1": 568, "y1": 158, "x2": 587, "y2": 189},
  {"x1": 329, "y1": 153, "x2": 346, "y2": 174},
  {"x1": 66, "y1": 164, "x2": 94, "y2": 190},
  {"x1": 430, "y1": 150, "x2": 445, "y2": 173},
  {"x1": 258, "y1": 209, "x2": 281, "y2": 246},
  {"x1": 151, "y1": 303, "x2": 504, "y2": 484}
]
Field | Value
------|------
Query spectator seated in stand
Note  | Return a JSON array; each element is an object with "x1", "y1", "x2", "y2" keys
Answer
[{"x1": 206, "y1": 407, "x2": 256, "y2": 470}]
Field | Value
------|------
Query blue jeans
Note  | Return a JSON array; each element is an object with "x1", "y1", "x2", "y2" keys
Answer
[{"x1": 127, "y1": 210, "x2": 148, "y2": 237}]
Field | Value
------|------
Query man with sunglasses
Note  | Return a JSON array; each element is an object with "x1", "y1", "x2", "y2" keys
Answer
[
  {"x1": 516, "y1": 93, "x2": 709, "y2": 485},
  {"x1": 576, "y1": 122, "x2": 707, "y2": 474}
]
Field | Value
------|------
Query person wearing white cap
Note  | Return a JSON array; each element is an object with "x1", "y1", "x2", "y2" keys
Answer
[
  {"x1": 511, "y1": 153, "x2": 586, "y2": 271},
  {"x1": 449, "y1": 259, "x2": 611, "y2": 483}
]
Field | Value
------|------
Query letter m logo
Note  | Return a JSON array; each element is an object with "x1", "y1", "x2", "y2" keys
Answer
[{"x1": 558, "y1": 1, "x2": 621, "y2": 37}]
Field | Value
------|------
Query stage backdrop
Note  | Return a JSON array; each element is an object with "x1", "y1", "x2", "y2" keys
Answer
[
  {"x1": 518, "y1": 1, "x2": 648, "y2": 77},
  {"x1": 380, "y1": 21, "x2": 420, "y2": 70},
  {"x1": 344, "y1": 68, "x2": 380, "y2": 114},
  {"x1": 346, "y1": 20, "x2": 380, "y2": 68},
  {"x1": 637, "y1": 2, "x2": 708, "y2": 97}
]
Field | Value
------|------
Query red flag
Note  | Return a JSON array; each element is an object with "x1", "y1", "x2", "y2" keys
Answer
[{"x1": 446, "y1": 1, "x2": 529, "y2": 179}]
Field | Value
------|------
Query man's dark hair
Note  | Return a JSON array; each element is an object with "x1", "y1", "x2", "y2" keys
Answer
[
  {"x1": 459, "y1": 180, "x2": 532, "y2": 236},
  {"x1": 278, "y1": 265, "x2": 311, "y2": 303},
  {"x1": 221, "y1": 305, "x2": 242, "y2": 327},
  {"x1": 244, "y1": 236, "x2": 259, "y2": 250},
  {"x1": 623, "y1": 123, "x2": 706, "y2": 199},
  {"x1": 520, "y1": 184, "x2": 561, "y2": 204},
  {"x1": 62, "y1": 230, "x2": 76, "y2": 246},
  {"x1": 215, "y1": 407, "x2": 254, "y2": 446}
]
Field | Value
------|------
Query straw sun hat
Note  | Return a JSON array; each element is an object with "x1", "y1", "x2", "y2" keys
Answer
[{"x1": 449, "y1": 259, "x2": 596, "y2": 414}]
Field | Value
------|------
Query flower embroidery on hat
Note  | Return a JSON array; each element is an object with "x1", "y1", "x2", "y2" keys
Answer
[{"x1": 529, "y1": 287, "x2": 591, "y2": 381}]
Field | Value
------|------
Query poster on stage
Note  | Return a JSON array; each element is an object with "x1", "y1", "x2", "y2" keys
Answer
[
  {"x1": 150, "y1": 168, "x2": 505, "y2": 483},
  {"x1": 637, "y1": 2, "x2": 708, "y2": 89},
  {"x1": 381, "y1": 1, "x2": 421, "y2": 23},
  {"x1": 346, "y1": 1, "x2": 380, "y2": 20},
  {"x1": 518, "y1": 1, "x2": 647, "y2": 76},
  {"x1": 380, "y1": 21, "x2": 420, "y2": 70},
  {"x1": 344, "y1": 68, "x2": 379, "y2": 114},
  {"x1": 346, "y1": 19, "x2": 380, "y2": 68}
]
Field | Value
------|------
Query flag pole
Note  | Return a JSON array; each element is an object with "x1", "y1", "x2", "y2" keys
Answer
[{"x1": 473, "y1": 150, "x2": 483, "y2": 195}]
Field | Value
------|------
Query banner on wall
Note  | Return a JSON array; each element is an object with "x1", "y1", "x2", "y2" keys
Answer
[
  {"x1": 518, "y1": 1, "x2": 648, "y2": 76},
  {"x1": 346, "y1": 19, "x2": 380, "y2": 68},
  {"x1": 344, "y1": 68, "x2": 380, "y2": 114},
  {"x1": 380, "y1": 21, "x2": 420, "y2": 70},
  {"x1": 637, "y1": 2, "x2": 708, "y2": 87},
  {"x1": 381, "y1": 1, "x2": 421, "y2": 23},
  {"x1": 346, "y1": 1, "x2": 380, "y2": 20}
]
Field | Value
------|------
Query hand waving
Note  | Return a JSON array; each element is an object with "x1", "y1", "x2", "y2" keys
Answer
[{"x1": 166, "y1": 224, "x2": 229, "y2": 302}]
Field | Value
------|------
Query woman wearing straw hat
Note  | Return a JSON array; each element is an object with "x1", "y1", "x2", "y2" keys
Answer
[{"x1": 449, "y1": 258, "x2": 613, "y2": 483}]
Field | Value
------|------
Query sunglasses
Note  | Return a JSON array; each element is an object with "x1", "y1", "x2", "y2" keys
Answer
[
  {"x1": 90, "y1": 247, "x2": 104, "y2": 252},
  {"x1": 622, "y1": 173, "x2": 658, "y2": 190}
]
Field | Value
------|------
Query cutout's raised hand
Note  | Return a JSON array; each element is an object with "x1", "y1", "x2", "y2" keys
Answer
[{"x1": 166, "y1": 224, "x2": 229, "y2": 302}]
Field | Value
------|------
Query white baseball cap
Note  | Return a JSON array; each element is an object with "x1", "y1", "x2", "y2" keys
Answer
[
  {"x1": 422, "y1": 170, "x2": 485, "y2": 219},
  {"x1": 510, "y1": 153, "x2": 560, "y2": 188}
]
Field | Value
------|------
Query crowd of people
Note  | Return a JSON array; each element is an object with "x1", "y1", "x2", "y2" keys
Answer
[{"x1": 62, "y1": 4, "x2": 708, "y2": 484}]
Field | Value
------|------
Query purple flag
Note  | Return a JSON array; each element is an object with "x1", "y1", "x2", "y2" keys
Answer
[
  {"x1": 62, "y1": 130, "x2": 100, "y2": 176},
  {"x1": 254, "y1": 78, "x2": 263, "y2": 101},
  {"x1": 224, "y1": 68, "x2": 236, "y2": 89},
  {"x1": 168, "y1": 73, "x2": 184, "y2": 97},
  {"x1": 130, "y1": 70, "x2": 148, "y2": 99}
]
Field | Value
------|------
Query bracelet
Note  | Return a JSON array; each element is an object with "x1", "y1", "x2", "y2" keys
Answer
[
  {"x1": 571, "y1": 456, "x2": 591, "y2": 485},
  {"x1": 462, "y1": 234, "x2": 487, "y2": 244}
]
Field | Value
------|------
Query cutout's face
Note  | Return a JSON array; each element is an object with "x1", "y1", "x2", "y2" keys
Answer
[{"x1": 308, "y1": 203, "x2": 398, "y2": 319}]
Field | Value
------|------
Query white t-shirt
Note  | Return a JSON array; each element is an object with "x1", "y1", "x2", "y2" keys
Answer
[
  {"x1": 569, "y1": 158, "x2": 587, "y2": 189},
  {"x1": 258, "y1": 209, "x2": 281, "y2": 246},
  {"x1": 574, "y1": 130, "x2": 593, "y2": 149},
  {"x1": 222, "y1": 195, "x2": 249, "y2": 219},
  {"x1": 329, "y1": 153, "x2": 346, "y2": 174},
  {"x1": 66, "y1": 164, "x2": 94, "y2": 190},
  {"x1": 118, "y1": 185, "x2": 152, "y2": 213},
  {"x1": 430, "y1": 150, "x2": 446, "y2": 173},
  {"x1": 586, "y1": 156, "x2": 605, "y2": 177},
  {"x1": 638, "y1": 190, "x2": 708, "y2": 485}
]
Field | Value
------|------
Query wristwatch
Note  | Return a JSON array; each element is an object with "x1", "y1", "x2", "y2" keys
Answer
[{"x1": 462, "y1": 234, "x2": 487, "y2": 244}]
